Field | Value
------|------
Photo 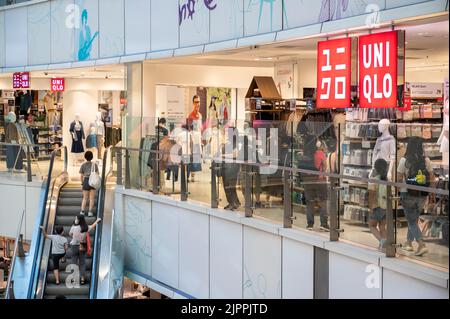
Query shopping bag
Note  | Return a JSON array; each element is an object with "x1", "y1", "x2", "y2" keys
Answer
[{"x1": 89, "y1": 162, "x2": 101, "y2": 189}]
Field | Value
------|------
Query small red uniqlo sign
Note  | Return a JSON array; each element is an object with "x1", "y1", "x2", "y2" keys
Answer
[
  {"x1": 316, "y1": 38, "x2": 352, "y2": 109},
  {"x1": 13, "y1": 72, "x2": 30, "y2": 89},
  {"x1": 51, "y1": 78, "x2": 65, "y2": 92},
  {"x1": 359, "y1": 31, "x2": 398, "y2": 108}
]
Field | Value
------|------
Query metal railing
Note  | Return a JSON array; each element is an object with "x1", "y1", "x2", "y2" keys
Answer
[
  {"x1": 90, "y1": 146, "x2": 113, "y2": 299},
  {"x1": 4, "y1": 210, "x2": 25, "y2": 299},
  {"x1": 4, "y1": 145, "x2": 67, "y2": 299},
  {"x1": 0, "y1": 142, "x2": 38, "y2": 182},
  {"x1": 29, "y1": 146, "x2": 68, "y2": 299},
  {"x1": 112, "y1": 145, "x2": 449, "y2": 262}
]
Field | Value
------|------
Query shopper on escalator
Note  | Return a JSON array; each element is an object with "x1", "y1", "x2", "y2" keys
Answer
[
  {"x1": 79, "y1": 151, "x2": 99, "y2": 217},
  {"x1": 69, "y1": 215, "x2": 101, "y2": 285},
  {"x1": 40, "y1": 226, "x2": 68, "y2": 285}
]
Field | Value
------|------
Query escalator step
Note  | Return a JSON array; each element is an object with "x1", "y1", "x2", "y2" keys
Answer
[
  {"x1": 59, "y1": 192, "x2": 84, "y2": 199},
  {"x1": 59, "y1": 226, "x2": 97, "y2": 237},
  {"x1": 58, "y1": 206, "x2": 97, "y2": 215},
  {"x1": 55, "y1": 216, "x2": 97, "y2": 226},
  {"x1": 52, "y1": 258, "x2": 93, "y2": 271},
  {"x1": 58, "y1": 198, "x2": 98, "y2": 206},
  {"x1": 46, "y1": 272, "x2": 91, "y2": 284},
  {"x1": 44, "y1": 294, "x2": 90, "y2": 300},
  {"x1": 45, "y1": 284, "x2": 90, "y2": 296}
]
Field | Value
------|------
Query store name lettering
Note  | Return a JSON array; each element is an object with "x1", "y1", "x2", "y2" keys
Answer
[
  {"x1": 361, "y1": 42, "x2": 393, "y2": 103},
  {"x1": 179, "y1": 0, "x2": 217, "y2": 26}
]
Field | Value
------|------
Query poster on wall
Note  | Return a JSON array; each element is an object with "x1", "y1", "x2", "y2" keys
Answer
[
  {"x1": 206, "y1": 87, "x2": 232, "y2": 128},
  {"x1": 74, "y1": 0, "x2": 99, "y2": 61},
  {"x1": 316, "y1": 37, "x2": 352, "y2": 109},
  {"x1": 275, "y1": 64, "x2": 295, "y2": 99},
  {"x1": 166, "y1": 86, "x2": 186, "y2": 122},
  {"x1": 409, "y1": 83, "x2": 444, "y2": 99}
]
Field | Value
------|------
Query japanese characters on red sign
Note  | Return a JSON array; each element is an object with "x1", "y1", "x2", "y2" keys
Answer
[
  {"x1": 13, "y1": 72, "x2": 30, "y2": 89},
  {"x1": 316, "y1": 38, "x2": 352, "y2": 109},
  {"x1": 51, "y1": 78, "x2": 65, "y2": 92},
  {"x1": 359, "y1": 31, "x2": 398, "y2": 108}
]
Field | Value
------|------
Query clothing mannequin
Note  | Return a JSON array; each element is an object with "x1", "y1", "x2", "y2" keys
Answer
[
  {"x1": 372, "y1": 119, "x2": 395, "y2": 180},
  {"x1": 5, "y1": 112, "x2": 24, "y2": 172},
  {"x1": 70, "y1": 113, "x2": 85, "y2": 155},
  {"x1": 86, "y1": 126, "x2": 98, "y2": 159},
  {"x1": 90, "y1": 112, "x2": 105, "y2": 159}
]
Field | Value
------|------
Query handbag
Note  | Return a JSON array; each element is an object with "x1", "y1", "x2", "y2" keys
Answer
[
  {"x1": 86, "y1": 231, "x2": 92, "y2": 257},
  {"x1": 89, "y1": 162, "x2": 101, "y2": 189}
]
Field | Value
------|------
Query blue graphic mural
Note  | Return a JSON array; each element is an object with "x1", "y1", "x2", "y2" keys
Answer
[{"x1": 78, "y1": 9, "x2": 98, "y2": 61}]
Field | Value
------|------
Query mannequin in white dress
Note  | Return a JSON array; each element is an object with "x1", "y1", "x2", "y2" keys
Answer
[
  {"x1": 372, "y1": 119, "x2": 396, "y2": 181},
  {"x1": 90, "y1": 112, "x2": 106, "y2": 160}
]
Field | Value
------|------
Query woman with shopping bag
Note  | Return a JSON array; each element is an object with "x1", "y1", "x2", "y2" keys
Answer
[{"x1": 79, "y1": 151, "x2": 100, "y2": 217}]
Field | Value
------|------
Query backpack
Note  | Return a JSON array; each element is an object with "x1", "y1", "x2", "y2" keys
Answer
[{"x1": 405, "y1": 160, "x2": 430, "y2": 196}]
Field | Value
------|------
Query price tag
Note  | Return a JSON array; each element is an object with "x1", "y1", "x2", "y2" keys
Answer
[{"x1": 362, "y1": 140, "x2": 371, "y2": 149}]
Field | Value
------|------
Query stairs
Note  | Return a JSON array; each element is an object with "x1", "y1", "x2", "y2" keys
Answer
[{"x1": 43, "y1": 183, "x2": 98, "y2": 300}]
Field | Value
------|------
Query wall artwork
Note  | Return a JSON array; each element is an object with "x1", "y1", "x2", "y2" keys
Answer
[{"x1": 75, "y1": 0, "x2": 99, "y2": 61}]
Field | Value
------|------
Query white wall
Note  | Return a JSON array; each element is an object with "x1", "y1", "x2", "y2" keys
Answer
[
  {"x1": 0, "y1": 180, "x2": 42, "y2": 240},
  {"x1": 297, "y1": 59, "x2": 317, "y2": 99},
  {"x1": 63, "y1": 90, "x2": 99, "y2": 167},
  {"x1": 117, "y1": 188, "x2": 449, "y2": 300}
]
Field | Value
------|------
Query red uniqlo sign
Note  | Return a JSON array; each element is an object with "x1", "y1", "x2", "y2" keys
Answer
[
  {"x1": 316, "y1": 38, "x2": 352, "y2": 108},
  {"x1": 13, "y1": 72, "x2": 30, "y2": 89},
  {"x1": 359, "y1": 31, "x2": 398, "y2": 108},
  {"x1": 51, "y1": 78, "x2": 65, "y2": 92}
]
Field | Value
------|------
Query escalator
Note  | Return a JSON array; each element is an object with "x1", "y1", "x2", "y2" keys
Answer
[
  {"x1": 5, "y1": 146, "x2": 112, "y2": 299},
  {"x1": 43, "y1": 183, "x2": 97, "y2": 299}
]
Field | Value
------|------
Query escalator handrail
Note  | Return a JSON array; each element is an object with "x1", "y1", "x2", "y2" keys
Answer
[
  {"x1": 90, "y1": 146, "x2": 112, "y2": 299},
  {"x1": 4, "y1": 210, "x2": 25, "y2": 299},
  {"x1": 27, "y1": 146, "x2": 68, "y2": 298}
]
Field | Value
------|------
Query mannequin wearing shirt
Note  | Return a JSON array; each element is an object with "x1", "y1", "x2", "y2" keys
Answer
[
  {"x1": 372, "y1": 119, "x2": 395, "y2": 181},
  {"x1": 70, "y1": 113, "x2": 85, "y2": 165},
  {"x1": 86, "y1": 127, "x2": 98, "y2": 160},
  {"x1": 90, "y1": 112, "x2": 105, "y2": 160}
]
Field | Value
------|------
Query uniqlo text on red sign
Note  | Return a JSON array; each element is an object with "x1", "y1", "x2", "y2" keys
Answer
[
  {"x1": 13, "y1": 72, "x2": 30, "y2": 89},
  {"x1": 51, "y1": 78, "x2": 65, "y2": 92},
  {"x1": 316, "y1": 38, "x2": 352, "y2": 108},
  {"x1": 359, "y1": 31, "x2": 398, "y2": 108}
]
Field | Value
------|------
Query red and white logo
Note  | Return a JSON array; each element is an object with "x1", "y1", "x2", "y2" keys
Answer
[
  {"x1": 51, "y1": 78, "x2": 65, "y2": 92},
  {"x1": 359, "y1": 31, "x2": 398, "y2": 108},
  {"x1": 13, "y1": 72, "x2": 30, "y2": 89},
  {"x1": 316, "y1": 38, "x2": 352, "y2": 109}
]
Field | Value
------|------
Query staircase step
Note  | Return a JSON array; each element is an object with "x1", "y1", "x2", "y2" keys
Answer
[
  {"x1": 45, "y1": 284, "x2": 90, "y2": 296},
  {"x1": 55, "y1": 216, "x2": 97, "y2": 226},
  {"x1": 46, "y1": 272, "x2": 91, "y2": 284},
  {"x1": 57, "y1": 206, "x2": 97, "y2": 216}
]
